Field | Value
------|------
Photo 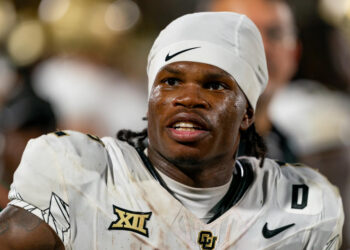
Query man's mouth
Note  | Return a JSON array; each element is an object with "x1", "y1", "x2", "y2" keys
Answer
[
  {"x1": 172, "y1": 122, "x2": 203, "y2": 131},
  {"x1": 166, "y1": 117, "x2": 209, "y2": 143}
]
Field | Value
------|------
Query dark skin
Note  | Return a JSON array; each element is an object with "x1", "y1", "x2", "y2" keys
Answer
[
  {"x1": 148, "y1": 61, "x2": 254, "y2": 187},
  {"x1": 0, "y1": 205, "x2": 64, "y2": 249},
  {"x1": 0, "y1": 61, "x2": 254, "y2": 248}
]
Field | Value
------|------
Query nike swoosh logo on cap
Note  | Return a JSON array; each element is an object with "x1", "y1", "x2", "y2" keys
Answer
[
  {"x1": 165, "y1": 47, "x2": 201, "y2": 61},
  {"x1": 262, "y1": 222, "x2": 295, "y2": 239}
]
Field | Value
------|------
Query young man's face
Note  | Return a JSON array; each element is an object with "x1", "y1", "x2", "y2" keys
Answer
[{"x1": 147, "y1": 61, "x2": 253, "y2": 168}]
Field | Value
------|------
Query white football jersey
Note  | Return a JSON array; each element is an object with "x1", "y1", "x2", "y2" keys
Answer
[{"x1": 9, "y1": 130, "x2": 344, "y2": 250}]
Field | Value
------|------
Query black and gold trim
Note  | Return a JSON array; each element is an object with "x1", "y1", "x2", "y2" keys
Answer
[
  {"x1": 108, "y1": 205, "x2": 152, "y2": 237},
  {"x1": 197, "y1": 230, "x2": 218, "y2": 250},
  {"x1": 53, "y1": 131, "x2": 68, "y2": 137},
  {"x1": 87, "y1": 133, "x2": 105, "y2": 147}
]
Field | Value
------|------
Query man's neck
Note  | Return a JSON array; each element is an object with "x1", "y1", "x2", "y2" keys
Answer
[{"x1": 147, "y1": 147, "x2": 236, "y2": 188}]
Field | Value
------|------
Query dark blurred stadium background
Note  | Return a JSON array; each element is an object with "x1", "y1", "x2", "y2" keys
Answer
[{"x1": 0, "y1": 0, "x2": 349, "y2": 87}]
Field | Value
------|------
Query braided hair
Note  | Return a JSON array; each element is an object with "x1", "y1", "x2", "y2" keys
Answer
[
  {"x1": 117, "y1": 123, "x2": 267, "y2": 167},
  {"x1": 238, "y1": 123, "x2": 267, "y2": 167}
]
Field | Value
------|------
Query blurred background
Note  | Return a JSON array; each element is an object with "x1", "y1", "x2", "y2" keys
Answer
[{"x1": 0, "y1": 0, "x2": 349, "y2": 248}]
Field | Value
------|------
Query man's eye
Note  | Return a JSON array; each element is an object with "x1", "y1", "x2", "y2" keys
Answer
[
  {"x1": 161, "y1": 78, "x2": 180, "y2": 86},
  {"x1": 204, "y1": 82, "x2": 226, "y2": 90}
]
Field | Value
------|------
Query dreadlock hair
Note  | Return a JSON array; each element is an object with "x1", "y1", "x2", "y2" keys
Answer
[
  {"x1": 117, "y1": 123, "x2": 267, "y2": 167},
  {"x1": 239, "y1": 123, "x2": 267, "y2": 167}
]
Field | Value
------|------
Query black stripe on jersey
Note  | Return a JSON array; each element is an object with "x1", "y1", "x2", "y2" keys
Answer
[
  {"x1": 136, "y1": 148, "x2": 178, "y2": 199},
  {"x1": 207, "y1": 158, "x2": 254, "y2": 223},
  {"x1": 136, "y1": 149, "x2": 254, "y2": 223}
]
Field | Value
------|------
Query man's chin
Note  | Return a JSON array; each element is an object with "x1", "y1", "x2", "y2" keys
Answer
[
  {"x1": 149, "y1": 140, "x2": 207, "y2": 168},
  {"x1": 165, "y1": 153, "x2": 205, "y2": 169}
]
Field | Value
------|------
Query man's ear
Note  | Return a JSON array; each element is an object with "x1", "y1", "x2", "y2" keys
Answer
[{"x1": 240, "y1": 104, "x2": 254, "y2": 131}]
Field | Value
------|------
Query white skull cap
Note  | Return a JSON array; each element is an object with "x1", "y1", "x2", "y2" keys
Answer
[{"x1": 147, "y1": 12, "x2": 268, "y2": 110}]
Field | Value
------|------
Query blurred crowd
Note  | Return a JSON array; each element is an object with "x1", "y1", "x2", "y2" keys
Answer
[{"x1": 0, "y1": 0, "x2": 349, "y2": 248}]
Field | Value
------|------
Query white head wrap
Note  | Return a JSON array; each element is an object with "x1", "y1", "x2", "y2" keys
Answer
[{"x1": 147, "y1": 12, "x2": 268, "y2": 109}]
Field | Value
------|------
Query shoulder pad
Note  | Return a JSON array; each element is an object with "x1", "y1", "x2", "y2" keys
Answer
[
  {"x1": 41, "y1": 130, "x2": 107, "y2": 173},
  {"x1": 277, "y1": 162, "x2": 343, "y2": 218}
]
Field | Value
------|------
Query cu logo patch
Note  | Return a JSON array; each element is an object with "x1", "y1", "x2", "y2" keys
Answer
[
  {"x1": 108, "y1": 205, "x2": 152, "y2": 237},
  {"x1": 197, "y1": 231, "x2": 218, "y2": 250}
]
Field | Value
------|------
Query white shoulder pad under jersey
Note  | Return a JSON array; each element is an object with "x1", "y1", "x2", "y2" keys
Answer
[
  {"x1": 236, "y1": 157, "x2": 344, "y2": 250},
  {"x1": 8, "y1": 130, "x2": 108, "y2": 246}
]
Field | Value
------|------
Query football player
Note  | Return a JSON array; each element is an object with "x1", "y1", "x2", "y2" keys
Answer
[{"x1": 0, "y1": 12, "x2": 344, "y2": 249}]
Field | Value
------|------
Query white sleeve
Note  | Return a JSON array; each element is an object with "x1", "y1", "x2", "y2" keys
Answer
[
  {"x1": 304, "y1": 215, "x2": 344, "y2": 250},
  {"x1": 304, "y1": 167, "x2": 344, "y2": 250},
  {"x1": 8, "y1": 132, "x2": 71, "y2": 245},
  {"x1": 285, "y1": 165, "x2": 345, "y2": 250},
  {"x1": 8, "y1": 130, "x2": 108, "y2": 247},
  {"x1": 307, "y1": 200, "x2": 344, "y2": 250}
]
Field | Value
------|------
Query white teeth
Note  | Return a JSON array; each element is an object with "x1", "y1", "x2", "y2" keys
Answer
[
  {"x1": 176, "y1": 127, "x2": 195, "y2": 131},
  {"x1": 173, "y1": 122, "x2": 200, "y2": 131},
  {"x1": 173, "y1": 122, "x2": 196, "y2": 128}
]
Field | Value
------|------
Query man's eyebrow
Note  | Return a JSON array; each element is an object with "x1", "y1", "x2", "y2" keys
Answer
[
  {"x1": 205, "y1": 71, "x2": 231, "y2": 79},
  {"x1": 204, "y1": 71, "x2": 237, "y2": 82},
  {"x1": 161, "y1": 65, "x2": 236, "y2": 82},
  {"x1": 162, "y1": 66, "x2": 184, "y2": 75}
]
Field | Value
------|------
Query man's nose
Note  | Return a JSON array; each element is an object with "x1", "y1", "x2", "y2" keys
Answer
[{"x1": 171, "y1": 83, "x2": 209, "y2": 109}]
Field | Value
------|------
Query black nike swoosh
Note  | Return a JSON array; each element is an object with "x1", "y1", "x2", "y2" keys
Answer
[
  {"x1": 165, "y1": 47, "x2": 201, "y2": 61},
  {"x1": 262, "y1": 222, "x2": 295, "y2": 239}
]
